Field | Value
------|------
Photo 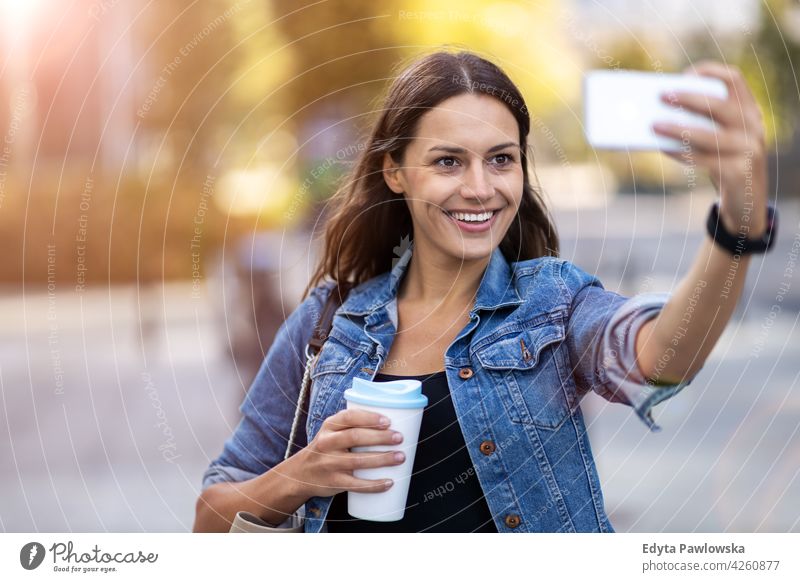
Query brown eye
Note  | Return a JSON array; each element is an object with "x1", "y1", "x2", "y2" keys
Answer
[
  {"x1": 492, "y1": 153, "x2": 514, "y2": 166},
  {"x1": 435, "y1": 156, "x2": 459, "y2": 168}
]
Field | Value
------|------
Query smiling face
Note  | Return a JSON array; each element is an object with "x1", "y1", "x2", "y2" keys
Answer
[{"x1": 382, "y1": 92, "x2": 524, "y2": 265}]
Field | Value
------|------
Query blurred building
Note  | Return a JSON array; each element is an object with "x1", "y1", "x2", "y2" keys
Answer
[{"x1": 1, "y1": 0, "x2": 143, "y2": 172}]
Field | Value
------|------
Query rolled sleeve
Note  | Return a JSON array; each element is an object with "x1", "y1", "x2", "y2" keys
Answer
[
  {"x1": 562, "y1": 262, "x2": 696, "y2": 432},
  {"x1": 597, "y1": 291, "x2": 695, "y2": 432},
  {"x1": 201, "y1": 464, "x2": 261, "y2": 492},
  {"x1": 200, "y1": 282, "x2": 334, "y2": 491}
]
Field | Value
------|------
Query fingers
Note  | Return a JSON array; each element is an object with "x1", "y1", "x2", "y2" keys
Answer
[
  {"x1": 315, "y1": 450, "x2": 402, "y2": 495},
  {"x1": 339, "y1": 475, "x2": 395, "y2": 494},
  {"x1": 683, "y1": 61, "x2": 763, "y2": 129},
  {"x1": 307, "y1": 410, "x2": 403, "y2": 498},
  {"x1": 682, "y1": 60, "x2": 756, "y2": 107},
  {"x1": 652, "y1": 122, "x2": 746, "y2": 155},
  {"x1": 659, "y1": 148, "x2": 720, "y2": 169},
  {"x1": 322, "y1": 408, "x2": 390, "y2": 432},
  {"x1": 661, "y1": 91, "x2": 740, "y2": 128},
  {"x1": 347, "y1": 449, "x2": 406, "y2": 472},
  {"x1": 323, "y1": 426, "x2": 402, "y2": 452},
  {"x1": 672, "y1": 61, "x2": 764, "y2": 135}
]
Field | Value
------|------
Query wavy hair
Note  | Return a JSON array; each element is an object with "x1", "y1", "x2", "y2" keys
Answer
[{"x1": 303, "y1": 49, "x2": 559, "y2": 300}]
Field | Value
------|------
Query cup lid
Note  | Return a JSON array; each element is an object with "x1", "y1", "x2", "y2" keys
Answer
[{"x1": 344, "y1": 377, "x2": 428, "y2": 409}]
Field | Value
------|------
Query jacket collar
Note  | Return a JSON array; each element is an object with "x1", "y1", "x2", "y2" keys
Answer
[{"x1": 338, "y1": 239, "x2": 523, "y2": 317}]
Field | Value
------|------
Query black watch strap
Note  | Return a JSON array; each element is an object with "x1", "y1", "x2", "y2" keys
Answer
[{"x1": 706, "y1": 201, "x2": 777, "y2": 255}]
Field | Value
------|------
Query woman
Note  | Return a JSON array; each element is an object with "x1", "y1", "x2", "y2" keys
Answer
[{"x1": 194, "y1": 50, "x2": 775, "y2": 533}]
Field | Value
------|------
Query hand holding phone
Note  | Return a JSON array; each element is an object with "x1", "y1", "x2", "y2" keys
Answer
[{"x1": 583, "y1": 69, "x2": 729, "y2": 151}]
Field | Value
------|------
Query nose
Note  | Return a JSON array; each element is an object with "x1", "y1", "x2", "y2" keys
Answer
[{"x1": 459, "y1": 161, "x2": 494, "y2": 203}]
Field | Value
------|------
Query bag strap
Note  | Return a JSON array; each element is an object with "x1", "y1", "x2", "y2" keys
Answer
[
  {"x1": 307, "y1": 282, "x2": 349, "y2": 354},
  {"x1": 284, "y1": 281, "x2": 351, "y2": 460}
]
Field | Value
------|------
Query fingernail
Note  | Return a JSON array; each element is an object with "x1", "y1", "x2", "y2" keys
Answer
[
  {"x1": 379, "y1": 416, "x2": 390, "y2": 427},
  {"x1": 384, "y1": 479, "x2": 394, "y2": 488},
  {"x1": 393, "y1": 452, "x2": 405, "y2": 462},
  {"x1": 392, "y1": 432, "x2": 403, "y2": 443}
]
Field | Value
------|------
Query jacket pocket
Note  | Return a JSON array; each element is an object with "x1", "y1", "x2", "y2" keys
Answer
[{"x1": 473, "y1": 321, "x2": 573, "y2": 429}]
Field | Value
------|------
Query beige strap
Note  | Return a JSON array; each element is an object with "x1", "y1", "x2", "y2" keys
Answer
[{"x1": 229, "y1": 511, "x2": 304, "y2": 533}]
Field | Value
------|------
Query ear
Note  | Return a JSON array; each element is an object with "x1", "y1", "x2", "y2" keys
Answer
[{"x1": 382, "y1": 153, "x2": 404, "y2": 194}]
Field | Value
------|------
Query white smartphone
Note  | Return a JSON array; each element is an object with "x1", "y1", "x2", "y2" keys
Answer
[{"x1": 583, "y1": 69, "x2": 728, "y2": 151}]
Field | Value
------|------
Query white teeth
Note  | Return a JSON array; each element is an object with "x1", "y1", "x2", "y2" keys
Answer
[{"x1": 446, "y1": 210, "x2": 495, "y2": 222}]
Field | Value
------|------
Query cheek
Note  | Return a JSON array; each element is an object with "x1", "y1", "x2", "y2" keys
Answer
[
  {"x1": 405, "y1": 199, "x2": 441, "y2": 225},
  {"x1": 405, "y1": 175, "x2": 453, "y2": 215},
  {"x1": 401, "y1": 166, "x2": 429, "y2": 188},
  {"x1": 411, "y1": 163, "x2": 461, "y2": 185}
]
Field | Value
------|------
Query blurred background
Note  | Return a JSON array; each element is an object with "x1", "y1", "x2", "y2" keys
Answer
[{"x1": 1, "y1": 0, "x2": 799, "y2": 532}]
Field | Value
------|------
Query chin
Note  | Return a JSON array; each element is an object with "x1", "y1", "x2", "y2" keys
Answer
[{"x1": 444, "y1": 240, "x2": 497, "y2": 263}]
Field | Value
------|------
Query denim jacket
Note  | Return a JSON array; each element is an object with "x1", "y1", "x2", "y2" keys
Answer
[{"x1": 202, "y1": 240, "x2": 698, "y2": 532}]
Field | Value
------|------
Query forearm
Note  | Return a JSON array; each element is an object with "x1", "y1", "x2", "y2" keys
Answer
[
  {"x1": 635, "y1": 231, "x2": 753, "y2": 385},
  {"x1": 634, "y1": 60, "x2": 771, "y2": 387},
  {"x1": 193, "y1": 453, "x2": 310, "y2": 532}
]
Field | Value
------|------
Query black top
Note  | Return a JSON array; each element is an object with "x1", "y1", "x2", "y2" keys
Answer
[{"x1": 325, "y1": 370, "x2": 497, "y2": 532}]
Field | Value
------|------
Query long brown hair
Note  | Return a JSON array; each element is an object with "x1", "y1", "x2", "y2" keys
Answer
[{"x1": 303, "y1": 49, "x2": 559, "y2": 300}]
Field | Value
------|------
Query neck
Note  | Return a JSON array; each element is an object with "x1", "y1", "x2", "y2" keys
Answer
[{"x1": 398, "y1": 242, "x2": 490, "y2": 311}]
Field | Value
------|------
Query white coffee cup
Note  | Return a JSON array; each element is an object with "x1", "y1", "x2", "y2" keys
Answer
[{"x1": 343, "y1": 377, "x2": 427, "y2": 521}]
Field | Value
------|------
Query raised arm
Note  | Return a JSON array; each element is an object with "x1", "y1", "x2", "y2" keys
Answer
[{"x1": 636, "y1": 61, "x2": 772, "y2": 385}]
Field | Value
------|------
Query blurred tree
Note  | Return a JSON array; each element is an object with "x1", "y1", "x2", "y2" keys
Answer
[
  {"x1": 128, "y1": 1, "x2": 244, "y2": 282},
  {"x1": 268, "y1": 0, "x2": 404, "y2": 134},
  {"x1": 133, "y1": 0, "x2": 244, "y2": 176},
  {"x1": 394, "y1": 0, "x2": 580, "y2": 118},
  {"x1": 219, "y1": 0, "x2": 296, "y2": 166},
  {"x1": 675, "y1": 0, "x2": 800, "y2": 198},
  {"x1": 676, "y1": 0, "x2": 800, "y2": 146},
  {"x1": 738, "y1": 0, "x2": 800, "y2": 145}
]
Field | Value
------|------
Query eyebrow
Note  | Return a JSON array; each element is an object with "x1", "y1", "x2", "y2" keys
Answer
[{"x1": 427, "y1": 142, "x2": 519, "y2": 155}]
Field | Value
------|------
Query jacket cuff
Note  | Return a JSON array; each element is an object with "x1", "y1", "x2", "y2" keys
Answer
[
  {"x1": 201, "y1": 463, "x2": 260, "y2": 491},
  {"x1": 201, "y1": 464, "x2": 303, "y2": 529},
  {"x1": 599, "y1": 291, "x2": 696, "y2": 432}
]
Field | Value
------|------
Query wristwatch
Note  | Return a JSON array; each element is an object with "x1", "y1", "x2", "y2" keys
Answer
[{"x1": 706, "y1": 201, "x2": 778, "y2": 255}]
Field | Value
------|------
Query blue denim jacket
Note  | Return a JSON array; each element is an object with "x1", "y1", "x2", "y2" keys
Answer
[{"x1": 202, "y1": 240, "x2": 698, "y2": 532}]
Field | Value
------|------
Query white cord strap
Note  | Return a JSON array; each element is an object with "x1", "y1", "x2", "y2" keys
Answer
[{"x1": 284, "y1": 344, "x2": 319, "y2": 461}]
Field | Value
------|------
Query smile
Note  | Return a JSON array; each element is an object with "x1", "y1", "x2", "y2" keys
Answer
[{"x1": 442, "y1": 208, "x2": 501, "y2": 233}]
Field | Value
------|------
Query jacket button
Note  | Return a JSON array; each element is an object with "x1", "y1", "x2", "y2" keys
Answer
[
  {"x1": 458, "y1": 367, "x2": 473, "y2": 379},
  {"x1": 479, "y1": 440, "x2": 495, "y2": 455},
  {"x1": 504, "y1": 514, "x2": 521, "y2": 529},
  {"x1": 310, "y1": 507, "x2": 321, "y2": 517}
]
